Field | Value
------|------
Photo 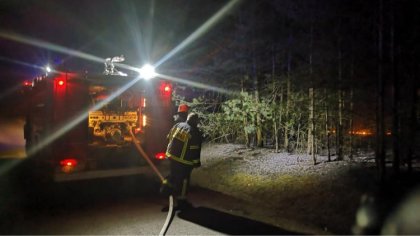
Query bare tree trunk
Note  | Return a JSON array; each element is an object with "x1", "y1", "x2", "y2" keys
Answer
[
  {"x1": 297, "y1": 122, "x2": 301, "y2": 153},
  {"x1": 283, "y1": 3, "x2": 294, "y2": 152},
  {"x1": 244, "y1": 118, "x2": 250, "y2": 147},
  {"x1": 271, "y1": 52, "x2": 280, "y2": 153},
  {"x1": 242, "y1": 76, "x2": 250, "y2": 147},
  {"x1": 284, "y1": 47, "x2": 291, "y2": 151},
  {"x1": 308, "y1": 88, "x2": 315, "y2": 157},
  {"x1": 309, "y1": 88, "x2": 316, "y2": 164},
  {"x1": 407, "y1": 86, "x2": 417, "y2": 173},
  {"x1": 349, "y1": 88, "x2": 354, "y2": 159},
  {"x1": 279, "y1": 85, "x2": 284, "y2": 151},
  {"x1": 307, "y1": 14, "x2": 316, "y2": 164},
  {"x1": 250, "y1": 12, "x2": 263, "y2": 148},
  {"x1": 255, "y1": 86, "x2": 262, "y2": 148},
  {"x1": 325, "y1": 88, "x2": 331, "y2": 161},
  {"x1": 390, "y1": 0, "x2": 400, "y2": 176},
  {"x1": 337, "y1": 38, "x2": 344, "y2": 161},
  {"x1": 274, "y1": 122, "x2": 279, "y2": 152},
  {"x1": 311, "y1": 25, "x2": 316, "y2": 165},
  {"x1": 376, "y1": 0, "x2": 386, "y2": 181},
  {"x1": 349, "y1": 57, "x2": 355, "y2": 159}
]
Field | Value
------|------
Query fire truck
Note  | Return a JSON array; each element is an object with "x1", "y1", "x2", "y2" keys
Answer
[{"x1": 23, "y1": 64, "x2": 173, "y2": 182}]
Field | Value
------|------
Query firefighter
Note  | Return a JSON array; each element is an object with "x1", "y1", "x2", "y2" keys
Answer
[
  {"x1": 161, "y1": 113, "x2": 202, "y2": 211},
  {"x1": 173, "y1": 104, "x2": 189, "y2": 124}
]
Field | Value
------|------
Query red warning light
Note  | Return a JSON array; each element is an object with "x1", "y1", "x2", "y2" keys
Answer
[
  {"x1": 59, "y1": 158, "x2": 78, "y2": 173},
  {"x1": 155, "y1": 152, "x2": 166, "y2": 160},
  {"x1": 159, "y1": 82, "x2": 172, "y2": 96},
  {"x1": 57, "y1": 79, "x2": 65, "y2": 86},
  {"x1": 60, "y1": 158, "x2": 78, "y2": 167}
]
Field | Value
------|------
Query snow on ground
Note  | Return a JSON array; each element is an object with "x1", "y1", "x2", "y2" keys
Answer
[{"x1": 192, "y1": 143, "x2": 379, "y2": 234}]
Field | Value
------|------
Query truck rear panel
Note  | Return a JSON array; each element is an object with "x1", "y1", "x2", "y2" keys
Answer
[{"x1": 24, "y1": 72, "x2": 173, "y2": 182}]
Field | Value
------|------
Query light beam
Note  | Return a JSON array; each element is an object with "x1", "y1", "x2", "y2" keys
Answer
[
  {"x1": 0, "y1": 31, "x2": 104, "y2": 64},
  {"x1": 154, "y1": 0, "x2": 242, "y2": 68},
  {"x1": 158, "y1": 73, "x2": 238, "y2": 95}
]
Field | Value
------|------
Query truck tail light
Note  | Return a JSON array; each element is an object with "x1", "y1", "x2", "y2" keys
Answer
[
  {"x1": 133, "y1": 127, "x2": 142, "y2": 134},
  {"x1": 155, "y1": 152, "x2": 166, "y2": 160},
  {"x1": 56, "y1": 78, "x2": 66, "y2": 87},
  {"x1": 60, "y1": 158, "x2": 77, "y2": 166},
  {"x1": 142, "y1": 115, "x2": 147, "y2": 127},
  {"x1": 54, "y1": 76, "x2": 67, "y2": 96},
  {"x1": 60, "y1": 158, "x2": 78, "y2": 173},
  {"x1": 142, "y1": 98, "x2": 146, "y2": 108},
  {"x1": 159, "y1": 82, "x2": 172, "y2": 97}
]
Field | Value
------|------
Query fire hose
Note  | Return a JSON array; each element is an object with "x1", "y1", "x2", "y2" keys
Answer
[{"x1": 128, "y1": 127, "x2": 174, "y2": 236}]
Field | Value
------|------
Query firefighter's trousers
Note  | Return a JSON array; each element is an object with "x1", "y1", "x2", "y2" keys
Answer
[{"x1": 161, "y1": 159, "x2": 193, "y2": 201}]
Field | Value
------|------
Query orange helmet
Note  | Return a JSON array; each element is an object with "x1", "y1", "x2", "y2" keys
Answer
[{"x1": 177, "y1": 104, "x2": 189, "y2": 113}]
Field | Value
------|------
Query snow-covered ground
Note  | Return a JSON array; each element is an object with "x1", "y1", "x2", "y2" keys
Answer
[{"x1": 192, "y1": 143, "x2": 379, "y2": 234}]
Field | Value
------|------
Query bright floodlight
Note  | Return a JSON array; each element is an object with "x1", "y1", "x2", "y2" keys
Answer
[
  {"x1": 139, "y1": 64, "x2": 156, "y2": 80},
  {"x1": 46, "y1": 65, "x2": 51, "y2": 73}
]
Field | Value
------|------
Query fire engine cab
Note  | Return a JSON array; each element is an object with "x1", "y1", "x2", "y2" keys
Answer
[{"x1": 23, "y1": 62, "x2": 173, "y2": 182}]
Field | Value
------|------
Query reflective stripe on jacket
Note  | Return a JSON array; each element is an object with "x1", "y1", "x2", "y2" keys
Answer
[{"x1": 166, "y1": 122, "x2": 202, "y2": 166}]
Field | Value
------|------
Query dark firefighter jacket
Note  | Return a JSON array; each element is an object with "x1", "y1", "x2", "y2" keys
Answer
[{"x1": 165, "y1": 121, "x2": 202, "y2": 167}]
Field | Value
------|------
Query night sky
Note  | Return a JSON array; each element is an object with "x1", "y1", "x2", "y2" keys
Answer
[
  {"x1": 1, "y1": 0, "x2": 419, "y2": 111},
  {"x1": 0, "y1": 0, "x2": 228, "y2": 86}
]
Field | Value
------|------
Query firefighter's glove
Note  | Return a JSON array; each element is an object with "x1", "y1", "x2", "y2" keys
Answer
[{"x1": 160, "y1": 179, "x2": 173, "y2": 197}]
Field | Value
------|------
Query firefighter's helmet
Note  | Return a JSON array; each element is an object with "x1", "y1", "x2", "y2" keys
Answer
[{"x1": 178, "y1": 104, "x2": 189, "y2": 113}]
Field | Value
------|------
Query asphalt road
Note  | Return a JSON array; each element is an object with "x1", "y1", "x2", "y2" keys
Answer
[
  {"x1": 0, "y1": 158, "x2": 298, "y2": 235},
  {"x1": 0, "y1": 160, "x2": 218, "y2": 235},
  {"x1": 0, "y1": 117, "x2": 301, "y2": 235}
]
